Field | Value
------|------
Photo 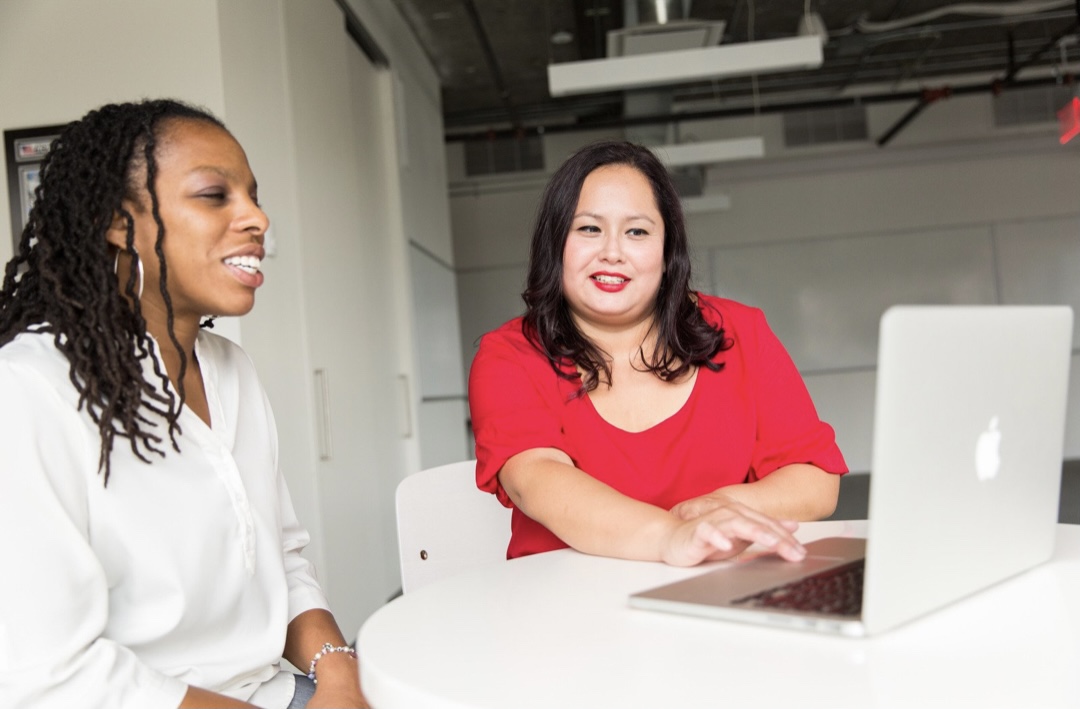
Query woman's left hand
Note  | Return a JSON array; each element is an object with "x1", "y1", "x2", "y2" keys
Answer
[{"x1": 670, "y1": 490, "x2": 746, "y2": 521}]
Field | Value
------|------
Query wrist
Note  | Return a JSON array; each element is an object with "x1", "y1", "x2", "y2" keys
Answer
[
  {"x1": 307, "y1": 643, "x2": 357, "y2": 685},
  {"x1": 654, "y1": 512, "x2": 685, "y2": 564}
]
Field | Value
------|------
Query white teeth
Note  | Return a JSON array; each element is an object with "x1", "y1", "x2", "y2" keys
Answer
[
  {"x1": 593, "y1": 275, "x2": 626, "y2": 284},
  {"x1": 224, "y1": 255, "x2": 261, "y2": 274}
]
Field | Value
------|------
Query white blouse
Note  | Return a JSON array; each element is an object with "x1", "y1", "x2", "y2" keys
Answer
[{"x1": 0, "y1": 329, "x2": 329, "y2": 709}]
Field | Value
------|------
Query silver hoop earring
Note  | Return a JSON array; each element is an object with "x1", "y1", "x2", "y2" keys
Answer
[{"x1": 114, "y1": 248, "x2": 144, "y2": 300}]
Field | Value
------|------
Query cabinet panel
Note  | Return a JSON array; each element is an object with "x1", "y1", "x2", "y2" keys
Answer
[
  {"x1": 410, "y1": 246, "x2": 466, "y2": 398},
  {"x1": 418, "y1": 399, "x2": 470, "y2": 469},
  {"x1": 457, "y1": 265, "x2": 527, "y2": 376}
]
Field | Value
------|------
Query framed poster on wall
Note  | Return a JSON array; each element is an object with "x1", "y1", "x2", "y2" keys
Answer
[{"x1": 4, "y1": 124, "x2": 65, "y2": 253}]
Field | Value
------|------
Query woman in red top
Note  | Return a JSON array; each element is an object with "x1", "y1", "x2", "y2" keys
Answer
[{"x1": 469, "y1": 141, "x2": 847, "y2": 565}]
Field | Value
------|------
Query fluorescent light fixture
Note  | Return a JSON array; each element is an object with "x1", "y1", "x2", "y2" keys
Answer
[
  {"x1": 548, "y1": 35, "x2": 824, "y2": 97},
  {"x1": 656, "y1": 137, "x2": 765, "y2": 166}
]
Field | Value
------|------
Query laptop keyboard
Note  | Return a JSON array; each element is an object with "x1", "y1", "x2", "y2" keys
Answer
[{"x1": 731, "y1": 559, "x2": 864, "y2": 617}]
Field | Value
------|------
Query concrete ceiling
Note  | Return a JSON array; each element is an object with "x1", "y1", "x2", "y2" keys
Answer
[{"x1": 389, "y1": 0, "x2": 1079, "y2": 139}]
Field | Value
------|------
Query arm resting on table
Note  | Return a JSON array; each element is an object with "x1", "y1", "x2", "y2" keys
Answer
[
  {"x1": 671, "y1": 464, "x2": 840, "y2": 522},
  {"x1": 499, "y1": 448, "x2": 807, "y2": 567}
]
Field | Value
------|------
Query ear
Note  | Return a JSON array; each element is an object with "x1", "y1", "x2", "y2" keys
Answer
[{"x1": 105, "y1": 207, "x2": 134, "y2": 251}]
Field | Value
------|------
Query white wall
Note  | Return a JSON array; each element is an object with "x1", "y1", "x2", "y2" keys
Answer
[
  {"x1": 0, "y1": 0, "x2": 225, "y2": 269},
  {"x1": 1, "y1": 0, "x2": 455, "y2": 635},
  {"x1": 449, "y1": 93, "x2": 1080, "y2": 471}
]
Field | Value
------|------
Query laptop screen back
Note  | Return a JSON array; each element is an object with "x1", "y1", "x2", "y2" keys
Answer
[{"x1": 862, "y1": 305, "x2": 1073, "y2": 634}]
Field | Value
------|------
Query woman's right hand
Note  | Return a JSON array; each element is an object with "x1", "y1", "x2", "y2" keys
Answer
[{"x1": 660, "y1": 502, "x2": 806, "y2": 567}]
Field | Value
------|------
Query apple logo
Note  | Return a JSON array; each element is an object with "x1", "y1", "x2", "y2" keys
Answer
[{"x1": 975, "y1": 416, "x2": 1002, "y2": 481}]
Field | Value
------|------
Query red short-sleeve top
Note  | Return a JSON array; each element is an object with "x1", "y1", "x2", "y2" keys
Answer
[{"x1": 468, "y1": 294, "x2": 848, "y2": 558}]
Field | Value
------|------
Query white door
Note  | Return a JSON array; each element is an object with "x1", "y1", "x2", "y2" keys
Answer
[{"x1": 288, "y1": 0, "x2": 410, "y2": 636}]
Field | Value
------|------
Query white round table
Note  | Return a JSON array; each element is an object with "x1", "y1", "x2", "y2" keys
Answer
[{"x1": 358, "y1": 521, "x2": 1080, "y2": 709}]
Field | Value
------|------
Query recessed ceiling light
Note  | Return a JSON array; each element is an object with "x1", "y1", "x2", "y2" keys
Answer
[{"x1": 550, "y1": 30, "x2": 574, "y2": 45}]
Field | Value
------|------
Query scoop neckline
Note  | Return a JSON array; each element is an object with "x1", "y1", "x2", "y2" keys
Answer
[{"x1": 581, "y1": 366, "x2": 702, "y2": 435}]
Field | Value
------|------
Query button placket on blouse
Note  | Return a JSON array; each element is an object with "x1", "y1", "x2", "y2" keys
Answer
[{"x1": 194, "y1": 338, "x2": 257, "y2": 575}]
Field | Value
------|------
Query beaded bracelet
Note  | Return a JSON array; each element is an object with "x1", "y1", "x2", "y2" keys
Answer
[{"x1": 306, "y1": 642, "x2": 357, "y2": 685}]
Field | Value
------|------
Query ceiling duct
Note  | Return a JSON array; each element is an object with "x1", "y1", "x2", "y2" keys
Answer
[
  {"x1": 615, "y1": 2, "x2": 726, "y2": 194},
  {"x1": 547, "y1": 0, "x2": 821, "y2": 98},
  {"x1": 607, "y1": 1, "x2": 726, "y2": 59},
  {"x1": 579, "y1": 0, "x2": 728, "y2": 134}
]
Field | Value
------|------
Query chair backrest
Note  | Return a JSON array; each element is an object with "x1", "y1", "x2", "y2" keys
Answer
[{"x1": 395, "y1": 460, "x2": 512, "y2": 594}]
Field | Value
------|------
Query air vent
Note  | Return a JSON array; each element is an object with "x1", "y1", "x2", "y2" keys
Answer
[
  {"x1": 783, "y1": 104, "x2": 869, "y2": 147},
  {"x1": 464, "y1": 135, "x2": 544, "y2": 176},
  {"x1": 993, "y1": 84, "x2": 1076, "y2": 127},
  {"x1": 606, "y1": 19, "x2": 726, "y2": 57}
]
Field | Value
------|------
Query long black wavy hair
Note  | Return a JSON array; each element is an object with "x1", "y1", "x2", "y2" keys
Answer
[
  {"x1": 0, "y1": 99, "x2": 227, "y2": 484},
  {"x1": 522, "y1": 140, "x2": 731, "y2": 393}
]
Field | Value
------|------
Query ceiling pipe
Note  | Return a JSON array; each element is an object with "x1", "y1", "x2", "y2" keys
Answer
[
  {"x1": 632, "y1": 0, "x2": 684, "y2": 26},
  {"x1": 461, "y1": 0, "x2": 520, "y2": 128},
  {"x1": 875, "y1": 87, "x2": 952, "y2": 146},
  {"x1": 877, "y1": 13, "x2": 1080, "y2": 145},
  {"x1": 445, "y1": 74, "x2": 1069, "y2": 142}
]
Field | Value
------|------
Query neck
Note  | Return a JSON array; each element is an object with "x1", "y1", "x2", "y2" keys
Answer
[
  {"x1": 142, "y1": 306, "x2": 202, "y2": 394},
  {"x1": 573, "y1": 312, "x2": 659, "y2": 363},
  {"x1": 142, "y1": 302, "x2": 200, "y2": 358},
  {"x1": 113, "y1": 250, "x2": 201, "y2": 368}
]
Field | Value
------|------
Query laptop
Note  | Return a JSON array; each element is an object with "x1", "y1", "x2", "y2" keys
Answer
[{"x1": 630, "y1": 305, "x2": 1074, "y2": 636}]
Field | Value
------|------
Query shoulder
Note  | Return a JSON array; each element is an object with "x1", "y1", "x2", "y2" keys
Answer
[
  {"x1": 476, "y1": 316, "x2": 542, "y2": 360},
  {"x1": 470, "y1": 316, "x2": 565, "y2": 397},
  {"x1": 1, "y1": 327, "x2": 64, "y2": 362},
  {"x1": 196, "y1": 330, "x2": 258, "y2": 375},
  {"x1": 695, "y1": 293, "x2": 767, "y2": 333},
  {"x1": 0, "y1": 330, "x2": 89, "y2": 439},
  {"x1": 0, "y1": 329, "x2": 74, "y2": 396}
]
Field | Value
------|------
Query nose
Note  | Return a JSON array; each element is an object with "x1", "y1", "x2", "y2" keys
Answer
[
  {"x1": 238, "y1": 196, "x2": 270, "y2": 242},
  {"x1": 598, "y1": 232, "x2": 624, "y2": 262}
]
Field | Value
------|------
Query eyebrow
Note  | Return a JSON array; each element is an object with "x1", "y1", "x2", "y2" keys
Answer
[
  {"x1": 189, "y1": 165, "x2": 258, "y2": 191},
  {"x1": 574, "y1": 211, "x2": 656, "y2": 224},
  {"x1": 190, "y1": 165, "x2": 230, "y2": 177}
]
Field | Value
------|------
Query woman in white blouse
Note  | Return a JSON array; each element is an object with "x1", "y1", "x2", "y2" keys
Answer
[{"x1": 0, "y1": 100, "x2": 366, "y2": 709}]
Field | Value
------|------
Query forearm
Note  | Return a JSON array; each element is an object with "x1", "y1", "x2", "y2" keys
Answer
[
  {"x1": 283, "y1": 609, "x2": 365, "y2": 703},
  {"x1": 718, "y1": 464, "x2": 840, "y2": 520},
  {"x1": 500, "y1": 448, "x2": 679, "y2": 561},
  {"x1": 179, "y1": 687, "x2": 259, "y2": 708}
]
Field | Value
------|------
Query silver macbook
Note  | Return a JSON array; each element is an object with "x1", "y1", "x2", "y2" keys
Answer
[{"x1": 630, "y1": 305, "x2": 1074, "y2": 636}]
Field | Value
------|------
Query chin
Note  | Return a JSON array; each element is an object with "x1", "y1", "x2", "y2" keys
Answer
[{"x1": 212, "y1": 299, "x2": 257, "y2": 319}]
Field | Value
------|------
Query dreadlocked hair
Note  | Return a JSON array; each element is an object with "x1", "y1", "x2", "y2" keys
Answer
[{"x1": 0, "y1": 99, "x2": 226, "y2": 485}]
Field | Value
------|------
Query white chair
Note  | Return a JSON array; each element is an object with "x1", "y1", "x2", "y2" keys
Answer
[{"x1": 395, "y1": 460, "x2": 512, "y2": 594}]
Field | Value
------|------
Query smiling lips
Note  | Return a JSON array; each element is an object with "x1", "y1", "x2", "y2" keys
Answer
[
  {"x1": 591, "y1": 272, "x2": 629, "y2": 292},
  {"x1": 224, "y1": 254, "x2": 264, "y2": 287}
]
